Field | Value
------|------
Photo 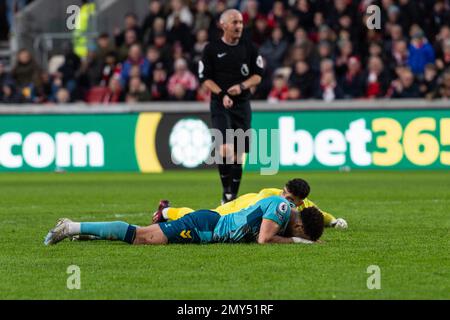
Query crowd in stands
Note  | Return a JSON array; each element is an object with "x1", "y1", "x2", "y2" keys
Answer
[{"x1": 1, "y1": 0, "x2": 450, "y2": 104}]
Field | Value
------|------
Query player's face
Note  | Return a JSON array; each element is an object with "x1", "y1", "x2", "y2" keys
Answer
[
  {"x1": 282, "y1": 188, "x2": 304, "y2": 207},
  {"x1": 224, "y1": 13, "x2": 244, "y2": 39},
  {"x1": 291, "y1": 219, "x2": 310, "y2": 240}
]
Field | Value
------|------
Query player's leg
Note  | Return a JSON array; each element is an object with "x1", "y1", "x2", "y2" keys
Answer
[
  {"x1": 44, "y1": 218, "x2": 137, "y2": 245},
  {"x1": 134, "y1": 224, "x2": 168, "y2": 245},
  {"x1": 158, "y1": 210, "x2": 221, "y2": 244},
  {"x1": 165, "y1": 207, "x2": 195, "y2": 220},
  {"x1": 152, "y1": 200, "x2": 195, "y2": 224}
]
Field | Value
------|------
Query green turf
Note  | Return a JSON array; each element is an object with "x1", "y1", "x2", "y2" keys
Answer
[{"x1": 0, "y1": 170, "x2": 448, "y2": 299}]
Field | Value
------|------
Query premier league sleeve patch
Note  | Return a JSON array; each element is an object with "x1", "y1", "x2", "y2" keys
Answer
[{"x1": 276, "y1": 202, "x2": 289, "y2": 222}]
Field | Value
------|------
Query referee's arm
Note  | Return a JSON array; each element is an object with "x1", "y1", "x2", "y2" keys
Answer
[
  {"x1": 227, "y1": 44, "x2": 263, "y2": 96},
  {"x1": 227, "y1": 74, "x2": 262, "y2": 96}
]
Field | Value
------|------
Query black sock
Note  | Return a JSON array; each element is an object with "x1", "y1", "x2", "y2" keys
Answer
[
  {"x1": 230, "y1": 163, "x2": 243, "y2": 196},
  {"x1": 218, "y1": 162, "x2": 232, "y2": 194}
]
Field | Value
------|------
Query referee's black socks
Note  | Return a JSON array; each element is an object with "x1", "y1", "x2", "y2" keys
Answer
[
  {"x1": 230, "y1": 163, "x2": 243, "y2": 196},
  {"x1": 218, "y1": 162, "x2": 232, "y2": 195},
  {"x1": 218, "y1": 161, "x2": 243, "y2": 203}
]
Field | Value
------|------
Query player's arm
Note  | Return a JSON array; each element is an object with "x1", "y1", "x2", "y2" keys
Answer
[
  {"x1": 257, "y1": 219, "x2": 294, "y2": 244},
  {"x1": 302, "y1": 198, "x2": 347, "y2": 229},
  {"x1": 258, "y1": 209, "x2": 313, "y2": 244}
]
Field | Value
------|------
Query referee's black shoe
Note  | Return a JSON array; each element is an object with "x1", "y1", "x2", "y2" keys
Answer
[{"x1": 221, "y1": 192, "x2": 237, "y2": 205}]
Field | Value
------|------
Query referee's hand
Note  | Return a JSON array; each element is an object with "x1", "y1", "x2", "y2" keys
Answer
[
  {"x1": 223, "y1": 95, "x2": 234, "y2": 109},
  {"x1": 227, "y1": 84, "x2": 242, "y2": 96}
]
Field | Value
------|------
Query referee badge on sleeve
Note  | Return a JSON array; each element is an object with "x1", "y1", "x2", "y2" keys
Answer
[
  {"x1": 241, "y1": 64, "x2": 249, "y2": 76},
  {"x1": 256, "y1": 55, "x2": 264, "y2": 69}
]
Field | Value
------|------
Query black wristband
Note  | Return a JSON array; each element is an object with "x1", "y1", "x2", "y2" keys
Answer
[
  {"x1": 239, "y1": 83, "x2": 246, "y2": 91},
  {"x1": 218, "y1": 91, "x2": 226, "y2": 100}
]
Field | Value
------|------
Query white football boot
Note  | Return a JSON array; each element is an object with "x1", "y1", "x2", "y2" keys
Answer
[{"x1": 44, "y1": 218, "x2": 72, "y2": 245}]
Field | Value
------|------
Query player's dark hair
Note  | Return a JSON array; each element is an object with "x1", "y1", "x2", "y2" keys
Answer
[
  {"x1": 300, "y1": 207, "x2": 324, "y2": 242},
  {"x1": 285, "y1": 178, "x2": 310, "y2": 199}
]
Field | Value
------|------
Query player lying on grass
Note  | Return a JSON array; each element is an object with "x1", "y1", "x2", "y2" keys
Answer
[
  {"x1": 152, "y1": 178, "x2": 348, "y2": 229},
  {"x1": 44, "y1": 196, "x2": 324, "y2": 246}
]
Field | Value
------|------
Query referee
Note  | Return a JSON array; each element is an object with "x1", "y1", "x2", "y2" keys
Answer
[{"x1": 198, "y1": 9, "x2": 264, "y2": 204}]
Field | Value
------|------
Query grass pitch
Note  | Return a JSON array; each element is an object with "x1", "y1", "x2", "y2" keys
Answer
[{"x1": 0, "y1": 170, "x2": 448, "y2": 299}]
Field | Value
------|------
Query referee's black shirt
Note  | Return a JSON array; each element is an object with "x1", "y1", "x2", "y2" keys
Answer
[{"x1": 198, "y1": 38, "x2": 264, "y2": 102}]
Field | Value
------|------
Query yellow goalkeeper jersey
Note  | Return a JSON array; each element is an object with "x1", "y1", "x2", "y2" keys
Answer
[{"x1": 213, "y1": 188, "x2": 335, "y2": 226}]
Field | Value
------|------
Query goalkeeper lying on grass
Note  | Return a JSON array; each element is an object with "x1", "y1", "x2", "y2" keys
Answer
[
  {"x1": 44, "y1": 196, "x2": 324, "y2": 246},
  {"x1": 152, "y1": 178, "x2": 348, "y2": 229}
]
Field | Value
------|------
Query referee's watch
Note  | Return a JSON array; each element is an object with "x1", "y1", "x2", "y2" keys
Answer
[{"x1": 239, "y1": 83, "x2": 246, "y2": 91}]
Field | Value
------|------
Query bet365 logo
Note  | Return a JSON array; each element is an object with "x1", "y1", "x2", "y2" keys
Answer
[{"x1": 278, "y1": 116, "x2": 450, "y2": 168}]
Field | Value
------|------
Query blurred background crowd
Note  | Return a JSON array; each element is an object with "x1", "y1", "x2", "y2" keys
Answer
[{"x1": 1, "y1": 0, "x2": 450, "y2": 105}]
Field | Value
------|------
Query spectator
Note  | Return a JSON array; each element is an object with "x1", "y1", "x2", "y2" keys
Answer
[
  {"x1": 251, "y1": 14, "x2": 271, "y2": 47},
  {"x1": 127, "y1": 76, "x2": 151, "y2": 102},
  {"x1": 0, "y1": 62, "x2": 10, "y2": 91},
  {"x1": 429, "y1": 0, "x2": 450, "y2": 36},
  {"x1": 288, "y1": 60, "x2": 316, "y2": 99},
  {"x1": 98, "y1": 52, "x2": 121, "y2": 87},
  {"x1": 147, "y1": 17, "x2": 166, "y2": 46},
  {"x1": 242, "y1": 0, "x2": 259, "y2": 29},
  {"x1": 145, "y1": 46, "x2": 163, "y2": 84},
  {"x1": 167, "y1": 15, "x2": 193, "y2": 52},
  {"x1": 166, "y1": 0, "x2": 193, "y2": 30},
  {"x1": 408, "y1": 29, "x2": 435, "y2": 76},
  {"x1": 335, "y1": 39, "x2": 354, "y2": 77},
  {"x1": 284, "y1": 14, "x2": 299, "y2": 43},
  {"x1": 259, "y1": 27, "x2": 288, "y2": 72},
  {"x1": 120, "y1": 44, "x2": 151, "y2": 88},
  {"x1": 142, "y1": 0, "x2": 166, "y2": 44},
  {"x1": 391, "y1": 67, "x2": 420, "y2": 98},
  {"x1": 293, "y1": 28, "x2": 314, "y2": 56},
  {"x1": 150, "y1": 62, "x2": 168, "y2": 100},
  {"x1": 340, "y1": 56, "x2": 366, "y2": 99},
  {"x1": 114, "y1": 13, "x2": 141, "y2": 48},
  {"x1": 315, "y1": 71, "x2": 343, "y2": 102},
  {"x1": 384, "y1": 24, "x2": 404, "y2": 56},
  {"x1": 267, "y1": 73, "x2": 289, "y2": 103},
  {"x1": 419, "y1": 64, "x2": 439, "y2": 99},
  {"x1": 2, "y1": 80, "x2": 23, "y2": 103},
  {"x1": 167, "y1": 58, "x2": 198, "y2": 100},
  {"x1": 55, "y1": 88, "x2": 71, "y2": 103},
  {"x1": 11, "y1": 49, "x2": 41, "y2": 89},
  {"x1": 57, "y1": 43, "x2": 81, "y2": 97},
  {"x1": 191, "y1": 29, "x2": 209, "y2": 68},
  {"x1": 95, "y1": 33, "x2": 116, "y2": 66},
  {"x1": 287, "y1": 86, "x2": 301, "y2": 100},
  {"x1": 436, "y1": 39, "x2": 450, "y2": 73},
  {"x1": 192, "y1": 0, "x2": 213, "y2": 35},
  {"x1": 434, "y1": 68, "x2": 450, "y2": 99},
  {"x1": 152, "y1": 31, "x2": 172, "y2": 69},
  {"x1": 117, "y1": 29, "x2": 140, "y2": 62},
  {"x1": 390, "y1": 39, "x2": 409, "y2": 70},
  {"x1": 294, "y1": 0, "x2": 314, "y2": 32},
  {"x1": 267, "y1": 1, "x2": 285, "y2": 29},
  {"x1": 365, "y1": 56, "x2": 390, "y2": 98}
]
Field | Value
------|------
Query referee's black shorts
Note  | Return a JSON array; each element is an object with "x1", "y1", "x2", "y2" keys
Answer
[{"x1": 210, "y1": 98, "x2": 252, "y2": 153}]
